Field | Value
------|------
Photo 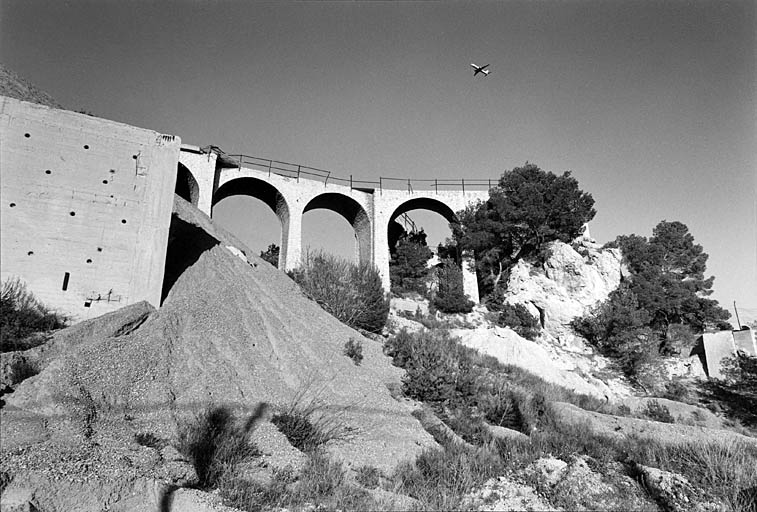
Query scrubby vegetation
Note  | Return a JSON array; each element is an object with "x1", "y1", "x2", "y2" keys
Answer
[
  {"x1": 495, "y1": 302, "x2": 541, "y2": 340},
  {"x1": 1, "y1": 277, "x2": 67, "y2": 352},
  {"x1": 343, "y1": 337, "x2": 363, "y2": 365},
  {"x1": 390, "y1": 230, "x2": 433, "y2": 295},
  {"x1": 431, "y1": 258, "x2": 474, "y2": 314},
  {"x1": 382, "y1": 328, "x2": 757, "y2": 511},
  {"x1": 259, "y1": 243, "x2": 280, "y2": 268},
  {"x1": 290, "y1": 250, "x2": 389, "y2": 333}
]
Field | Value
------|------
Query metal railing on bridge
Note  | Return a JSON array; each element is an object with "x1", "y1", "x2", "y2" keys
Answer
[{"x1": 230, "y1": 154, "x2": 496, "y2": 194}]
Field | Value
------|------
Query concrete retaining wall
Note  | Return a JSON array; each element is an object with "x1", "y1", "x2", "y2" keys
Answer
[{"x1": 0, "y1": 96, "x2": 180, "y2": 320}]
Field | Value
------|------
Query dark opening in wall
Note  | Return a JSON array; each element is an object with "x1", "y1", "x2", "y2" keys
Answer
[
  {"x1": 9, "y1": 203, "x2": 15, "y2": 208},
  {"x1": 161, "y1": 210, "x2": 220, "y2": 303},
  {"x1": 62, "y1": 272, "x2": 70, "y2": 291},
  {"x1": 84, "y1": 300, "x2": 91, "y2": 308},
  {"x1": 27, "y1": 251, "x2": 34, "y2": 256},
  {"x1": 175, "y1": 163, "x2": 200, "y2": 206},
  {"x1": 121, "y1": 219, "x2": 127, "y2": 224},
  {"x1": 24, "y1": 133, "x2": 30, "y2": 138},
  {"x1": 45, "y1": 170, "x2": 51, "y2": 175},
  {"x1": 86, "y1": 259, "x2": 92, "y2": 264},
  {"x1": 83, "y1": 145, "x2": 90, "y2": 150},
  {"x1": 70, "y1": 212, "x2": 76, "y2": 216},
  {"x1": 97, "y1": 247, "x2": 103, "y2": 252}
]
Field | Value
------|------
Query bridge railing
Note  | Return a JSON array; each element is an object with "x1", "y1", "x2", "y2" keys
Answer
[{"x1": 230, "y1": 154, "x2": 495, "y2": 193}]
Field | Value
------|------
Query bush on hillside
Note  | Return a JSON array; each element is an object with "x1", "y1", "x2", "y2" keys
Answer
[
  {"x1": 1, "y1": 277, "x2": 67, "y2": 352},
  {"x1": 260, "y1": 243, "x2": 280, "y2": 268},
  {"x1": 390, "y1": 230, "x2": 433, "y2": 296},
  {"x1": 432, "y1": 258, "x2": 474, "y2": 314},
  {"x1": 290, "y1": 251, "x2": 389, "y2": 333},
  {"x1": 497, "y1": 303, "x2": 541, "y2": 340}
]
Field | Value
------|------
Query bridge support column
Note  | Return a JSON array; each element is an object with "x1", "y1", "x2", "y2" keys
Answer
[
  {"x1": 374, "y1": 219, "x2": 392, "y2": 293},
  {"x1": 282, "y1": 210, "x2": 302, "y2": 271},
  {"x1": 461, "y1": 251, "x2": 479, "y2": 303}
]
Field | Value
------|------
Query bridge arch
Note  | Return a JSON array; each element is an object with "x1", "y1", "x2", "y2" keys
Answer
[
  {"x1": 303, "y1": 193, "x2": 372, "y2": 265},
  {"x1": 176, "y1": 163, "x2": 200, "y2": 207},
  {"x1": 212, "y1": 177, "x2": 291, "y2": 269}
]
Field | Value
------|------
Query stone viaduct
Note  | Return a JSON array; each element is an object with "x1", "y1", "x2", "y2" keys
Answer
[{"x1": 178, "y1": 146, "x2": 491, "y2": 302}]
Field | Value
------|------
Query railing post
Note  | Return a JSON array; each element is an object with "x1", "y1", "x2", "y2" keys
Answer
[
  {"x1": 407, "y1": 179, "x2": 411, "y2": 194},
  {"x1": 435, "y1": 178, "x2": 438, "y2": 194},
  {"x1": 350, "y1": 174, "x2": 353, "y2": 189},
  {"x1": 324, "y1": 171, "x2": 330, "y2": 186},
  {"x1": 488, "y1": 178, "x2": 491, "y2": 189},
  {"x1": 380, "y1": 177, "x2": 383, "y2": 195},
  {"x1": 238, "y1": 155, "x2": 241, "y2": 172},
  {"x1": 462, "y1": 179, "x2": 465, "y2": 194},
  {"x1": 297, "y1": 165, "x2": 301, "y2": 183},
  {"x1": 268, "y1": 159, "x2": 272, "y2": 178}
]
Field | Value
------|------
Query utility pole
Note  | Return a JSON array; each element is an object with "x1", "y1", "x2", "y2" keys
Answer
[{"x1": 734, "y1": 301, "x2": 742, "y2": 329}]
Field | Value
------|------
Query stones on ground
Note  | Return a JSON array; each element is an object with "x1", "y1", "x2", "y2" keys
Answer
[
  {"x1": 483, "y1": 422, "x2": 529, "y2": 443},
  {"x1": 634, "y1": 463, "x2": 724, "y2": 512},
  {"x1": 463, "y1": 475, "x2": 555, "y2": 511}
]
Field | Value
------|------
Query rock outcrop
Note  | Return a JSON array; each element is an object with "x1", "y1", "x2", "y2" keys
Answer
[{"x1": 504, "y1": 240, "x2": 623, "y2": 347}]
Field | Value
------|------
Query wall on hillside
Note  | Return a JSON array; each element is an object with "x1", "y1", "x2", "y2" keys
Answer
[{"x1": 0, "y1": 96, "x2": 180, "y2": 320}]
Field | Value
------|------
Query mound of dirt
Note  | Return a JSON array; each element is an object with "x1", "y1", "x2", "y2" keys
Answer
[
  {"x1": 0, "y1": 196, "x2": 435, "y2": 510},
  {"x1": 0, "y1": 64, "x2": 63, "y2": 109}
]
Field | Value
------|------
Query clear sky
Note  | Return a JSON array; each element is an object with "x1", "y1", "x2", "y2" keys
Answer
[{"x1": 2, "y1": 0, "x2": 755, "y2": 321}]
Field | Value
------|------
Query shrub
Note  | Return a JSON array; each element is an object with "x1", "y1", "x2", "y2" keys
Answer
[
  {"x1": 390, "y1": 230, "x2": 433, "y2": 295},
  {"x1": 177, "y1": 405, "x2": 262, "y2": 488},
  {"x1": 384, "y1": 329, "x2": 482, "y2": 406},
  {"x1": 1, "y1": 277, "x2": 67, "y2": 352},
  {"x1": 497, "y1": 303, "x2": 540, "y2": 340},
  {"x1": 343, "y1": 337, "x2": 363, "y2": 366},
  {"x1": 432, "y1": 258, "x2": 474, "y2": 314},
  {"x1": 259, "y1": 243, "x2": 280, "y2": 268},
  {"x1": 643, "y1": 400, "x2": 675, "y2": 423},
  {"x1": 355, "y1": 465, "x2": 381, "y2": 489},
  {"x1": 291, "y1": 251, "x2": 389, "y2": 333},
  {"x1": 271, "y1": 389, "x2": 346, "y2": 453}
]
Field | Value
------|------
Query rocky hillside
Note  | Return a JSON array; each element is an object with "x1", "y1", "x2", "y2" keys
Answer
[{"x1": 0, "y1": 196, "x2": 435, "y2": 511}]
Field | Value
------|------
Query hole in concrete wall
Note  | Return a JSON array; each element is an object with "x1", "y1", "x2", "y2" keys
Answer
[
  {"x1": 62, "y1": 272, "x2": 70, "y2": 291},
  {"x1": 84, "y1": 300, "x2": 91, "y2": 308},
  {"x1": 27, "y1": 251, "x2": 34, "y2": 256},
  {"x1": 70, "y1": 211, "x2": 76, "y2": 216},
  {"x1": 109, "y1": 169, "x2": 116, "y2": 174},
  {"x1": 83, "y1": 145, "x2": 90, "y2": 150},
  {"x1": 97, "y1": 247, "x2": 103, "y2": 252},
  {"x1": 132, "y1": 155, "x2": 138, "y2": 160},
  {"x1": 86, "y1": 259, "x2": 92, "y2": 264},
  {"x1": 102, "y1": 180, "x2": 108, "y2": 184},
  {"x1": 9, "y1": 203, "x2": 16, "y2": 208},
  {"x1": 121, "y1": 219, "x2": 127, "y2": 224},
  {"x1": 24, "y1": 133, "x2": 30, "y2": 138},
  {"x1": 45, "y1": 170, "x2": 51, "y2": 175}
]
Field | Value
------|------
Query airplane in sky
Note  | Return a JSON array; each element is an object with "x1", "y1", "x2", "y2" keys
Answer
[{"x1": 471, "y1": 63, "x2": 491, "y2": 77}]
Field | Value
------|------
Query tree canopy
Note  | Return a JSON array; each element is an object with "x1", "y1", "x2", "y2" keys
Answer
[
  {"x1": 606, "y1": 220, "x2": 729, "y2": 332},
  {"x1": 453, "y1": 163, "x2": 596, "y2": 293},
  {"x1": 390, "y1": 230, "x2": 433, "y2": 295}
]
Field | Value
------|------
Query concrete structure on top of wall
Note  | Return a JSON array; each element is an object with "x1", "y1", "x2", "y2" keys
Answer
[
  {"x1": 178, "y1": 147, "x2": 488, "y2": 302},
  {"x1": 0, "y1": 96, "x2": 180, "y2": 321},
  {"x1": 700, "y1": 331, "x2": 737, "y2": 379},
  {"x1": 733, "y1": 327, "x2": 756, "y2": 356}
]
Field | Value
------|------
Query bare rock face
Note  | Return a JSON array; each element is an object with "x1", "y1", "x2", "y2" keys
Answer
[
  {"x1": 504, "y1": 240, "x2": 623, "y2": 347},
  {"x1": 450, "y1": 326, "x2": 615, "y2": 399}
]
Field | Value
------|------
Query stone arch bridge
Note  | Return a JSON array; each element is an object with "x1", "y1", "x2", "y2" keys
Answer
[{"x1": 179, "y1": 145, "x2": 492, "y2": 302}]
